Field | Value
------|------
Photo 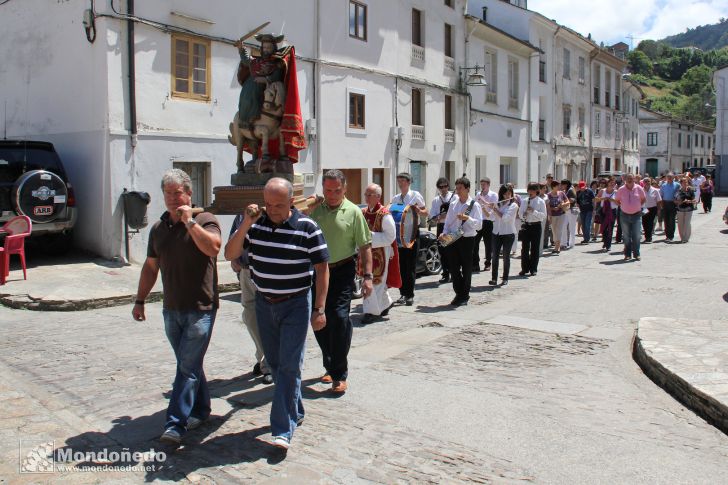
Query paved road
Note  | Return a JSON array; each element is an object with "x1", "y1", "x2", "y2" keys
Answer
[{"x1": 1, "y1": 200, "x2": 728, "y2": 483}]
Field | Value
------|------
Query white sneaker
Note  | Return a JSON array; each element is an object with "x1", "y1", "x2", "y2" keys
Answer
[
  {"x1": 160, "y1": 428, "x2": 182, "y2": 445},
  {"x1": 271, "y1": 435, "x2": 290, "y2": 450}
]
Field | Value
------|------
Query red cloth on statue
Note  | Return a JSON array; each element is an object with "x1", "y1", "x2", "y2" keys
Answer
[
  {"x1": 278, "y1": 46, "x2": 306, "y2": 161},
  {"x1": 247, "y1": 46, "x2": 307, "y2": 162}
]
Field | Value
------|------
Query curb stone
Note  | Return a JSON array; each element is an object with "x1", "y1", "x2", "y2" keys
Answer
[
  {"x1": 633, "y1": 319, "x2": 728, "y2": 435},
  {"x1": 0, "y1": 282, "x2": 240, "y2": 312}
]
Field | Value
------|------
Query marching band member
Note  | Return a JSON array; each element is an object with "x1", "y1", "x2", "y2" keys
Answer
[
  {"x1": 390, "y1": 172, "x2": 428, "y2": 306},
  {"x1": 518, "y1": 183, "x2": 547, "y2": 277},
  {"x1": 485, "y1": 185, "x2": 519, "y2": 286},
  {"x1": 473, "y1": 178, "x2": 498, "y2": 272},
  {"x1": 429, "y1": 177, "x2": 455, "y2": 284},
  {"x1": 439, "y1": 177, "x2": 482, "y2": 307}
]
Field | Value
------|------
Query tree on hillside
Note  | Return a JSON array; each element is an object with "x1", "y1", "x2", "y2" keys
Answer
[
  {"x1": 677, "y1": 93, "x2": 715, "y2": 125},
  {"x1": 628, "y1": 50, "x2": 654, "y2": 76},
  {"x1": 678, "y1": 65, "x2": 713, "y2": 96},
  {"x1": 637, "y1": 40, "x2": 672, "y2": 60}
]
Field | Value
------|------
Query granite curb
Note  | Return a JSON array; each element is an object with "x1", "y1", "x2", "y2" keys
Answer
[
  {"x1": 0, "y1": 282, "x2": 240, "y2": 311},
  {"x1": 633, "y1": 317, "x2": 728, "y2": 435}
]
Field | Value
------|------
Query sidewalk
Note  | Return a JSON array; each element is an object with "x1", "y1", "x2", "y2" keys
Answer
[
  {"x1": 0, "y1": 252, "x2": 239, "y2": 311},
  {"x1": 634, "y1": 317, "x2": 728, "y2": 435}
]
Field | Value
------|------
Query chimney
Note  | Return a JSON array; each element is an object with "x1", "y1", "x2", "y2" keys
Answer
[{"x1": 482, "y1": 6, "x2": 488, "y2": 22}]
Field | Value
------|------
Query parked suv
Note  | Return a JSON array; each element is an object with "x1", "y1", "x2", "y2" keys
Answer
[
  {"x1": 0, "y1": 140, "x2": 77, "y2": 253},
  {"x1": 596, "y1": 171, "x2": 624, "y2": 185}
]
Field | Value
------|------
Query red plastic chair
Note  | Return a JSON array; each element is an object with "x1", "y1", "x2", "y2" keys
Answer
[
  {"x1": 1, "y1": 216, "x2": 31, "y2": 280},
  {"x1": 4, "y1": 234, "x2": 28, "y2": 280},
  {"x1": 2, "y1": 215, "x2": 31, "y2": 236},
  {"x1": 0, "y1": 247, "x2": 5, "y2": 285}
]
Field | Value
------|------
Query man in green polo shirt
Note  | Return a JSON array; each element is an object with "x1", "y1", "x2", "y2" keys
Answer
[{"x1": 310, "y1": 169, "x2": 372, "y2": 393}]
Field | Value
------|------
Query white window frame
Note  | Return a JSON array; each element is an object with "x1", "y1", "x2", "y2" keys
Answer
[
  {"x1": 484, "y1": 48, "x2": 498, "y2": 104},
  {"x1": 508, "y1": 57, "x2": 519, "y2": 110}
]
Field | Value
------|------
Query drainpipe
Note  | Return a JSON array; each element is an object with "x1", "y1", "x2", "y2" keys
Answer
[
  {"x1": 127, "y1": 0, "x2": 137, "y2": 148},
  {"x1": 464, "y1": 18, "x2": 478, "y2": 179},
  {"x1": 314, "y1": 0, "x2": 321, "y2": 185}
]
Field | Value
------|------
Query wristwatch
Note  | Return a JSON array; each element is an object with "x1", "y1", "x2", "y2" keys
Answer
[
  {"x1": 363, "y1": 273, "x2": 374, "y2": 280},
  {"x1": 312, "y1": 307, "x2": 324, "y2": 315},
  {"x1": 185, "y1": 218, "x2": 197, "y2": 229}
]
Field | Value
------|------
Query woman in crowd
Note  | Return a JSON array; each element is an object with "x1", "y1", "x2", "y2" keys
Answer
[
  {"x1": 592, "y1": 179, "x2": 605, "y2": 242},
  {"x1": 546, "y1": 180, "x2": 569, "y2": 254},
  {"x1": 561, "y1": 179, "x2": 578, "y2": 249},
  {"x1": 700, "y1": 174, "x2": 714, "y2": 213},
  {"x1": 487, "y1": 184, "x2": 518, "y2": 286},
  {"x1": 594, "y1": 177, "x2": 618, "y2": 252},
  {"x1": 675, "y1": 176, "x2": 697, "y2": 243},
  {"x1": 641, "y1": 177, "x2": 662, "y2": 243}
]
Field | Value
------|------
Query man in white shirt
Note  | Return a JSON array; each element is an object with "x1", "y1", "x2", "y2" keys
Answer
[
  {"x1": 473, "y1": 177, "x2": 498, "y2": 272},
  {"x1": 518, "y1": 183, "x2": 547, "y2": 276},
  {"x1": 429, "y1": 177, "x2": 455, "y2": 284},
  {"x1": 360, "y1": 184, "x2": 397, "y2": 324},
  {"x1": 439, "y1": 177, "x2": 482, "y2": 306},
  {"x1": 390, "y1": 172, "x2": 428, "y2": 306}
]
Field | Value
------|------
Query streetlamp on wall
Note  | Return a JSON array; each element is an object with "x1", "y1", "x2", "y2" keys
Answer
[
  {"x1": 459, "y1": 65, "x2": 487, "y2": 89},
  {"x1": 459, "y1": 65, "x2": 487, "y2": 176}
]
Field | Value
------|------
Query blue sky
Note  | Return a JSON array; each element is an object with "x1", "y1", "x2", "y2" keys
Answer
[{"x1": 529, "y1": 0, "x2": 728, "y2": 47}]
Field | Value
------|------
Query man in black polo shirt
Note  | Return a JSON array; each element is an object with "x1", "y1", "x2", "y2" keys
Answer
[
  {"x1": 225, "y1": 177, "x2": 329, "y2": 451},
  {"x1": 133, "y1": 169, "x2": 221, "y2": 446}
]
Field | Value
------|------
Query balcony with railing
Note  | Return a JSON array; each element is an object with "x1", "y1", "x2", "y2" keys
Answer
[
  {"x1": 412, "y1": 125, "x2": 425, "y2": 140},
  {"x1": 486, "y1": 92, "x2": 497, "y2": 104},
  {"x1": 444, "y1": 129, "x2": 455, "y2": 143},
  {"x1": 411, "y1": 44, "x2": 425, "y2": 62},
  {"x1": 444, "y1": 56, "x2": 455, "y2": 72}
]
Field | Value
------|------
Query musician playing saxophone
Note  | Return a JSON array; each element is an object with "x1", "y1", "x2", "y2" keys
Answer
[{"x1": 438, "y1": 177, "x2": 482, "y2": 307}]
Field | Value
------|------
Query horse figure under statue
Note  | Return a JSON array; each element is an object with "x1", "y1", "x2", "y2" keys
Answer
[{"x1": 228, "y1": 81, "x2": 289, "y2": 174}]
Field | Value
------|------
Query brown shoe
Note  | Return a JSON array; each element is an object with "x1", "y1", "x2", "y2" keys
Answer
[
  {"x1": 320, "y1": 374, "x2": 333, "y2": 384},
  {"x1": 331, "y1": 380, "x2": 348, "y2": 393}
]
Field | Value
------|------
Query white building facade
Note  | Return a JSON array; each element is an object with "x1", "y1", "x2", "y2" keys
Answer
[
  {"x1": 712, "y1": 66, "x2": 727, "y2": 193},
  {"x1": 590, "y1": 50, "x2": 628, "y2": 178},
  {"x1": 639, "y1": 108, "x2": 714, "y2": 176},
  {"x1": 0, "y1": 0, "x2": 469, "y2": 262},
  {"x1": 465, "y1": 16, "x2": 537, "y2": 188}
]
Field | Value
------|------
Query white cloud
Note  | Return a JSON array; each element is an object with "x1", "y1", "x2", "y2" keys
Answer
[{"x1": 528, "y1": 0, "x2": 728, "y2": 46}]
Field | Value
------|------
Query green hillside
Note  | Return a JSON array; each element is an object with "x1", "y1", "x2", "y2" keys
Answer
[
  {"x1": 626, "y1": 39, "x2": 728, "y2": 126},
  {"x1": 661, "y1": 19, "x2": 728, "y2": 51}
]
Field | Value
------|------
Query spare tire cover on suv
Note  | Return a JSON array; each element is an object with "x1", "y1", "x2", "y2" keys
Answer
[{"x1": 12, "y1": 170, "x2": 69, "y2": 223}]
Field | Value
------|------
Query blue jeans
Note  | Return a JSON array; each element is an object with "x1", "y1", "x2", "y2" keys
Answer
[
  {"x1": 162, "y1": 309, "x2": 216, "y2": 433},
  {"x1": 620, "y1": 211, "x2": 642, "y2": 258},
  {"x1": 256, "y1": 291, "x2": 310, "y2": 441},
  {"x1": 579, "y1": 210, "x2": 593, "y2": 243}
]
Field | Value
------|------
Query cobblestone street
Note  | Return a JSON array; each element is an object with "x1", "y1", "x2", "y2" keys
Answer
[{"x1": 2, "y1": 201, "x2": 728, "y2": 483}]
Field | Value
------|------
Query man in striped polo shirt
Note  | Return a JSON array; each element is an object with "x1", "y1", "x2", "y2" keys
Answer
[{"x1": 225, "y1": 178, "x2": 329, "y2": 451}]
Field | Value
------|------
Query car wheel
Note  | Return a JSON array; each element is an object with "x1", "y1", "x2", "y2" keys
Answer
[
  {"x1": 352, "y1": 275, "x2": 363, "y2": 299},
  {"x1": 423, "y1": 244, "x2": 442, "y2": 275},
  {"x1": 12, "y1": 170, "x2": 69, "y2": 223}
]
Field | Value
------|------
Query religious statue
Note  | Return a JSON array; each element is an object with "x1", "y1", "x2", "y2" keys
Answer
[{"x1": 228, "y1": 32, "x2": 306, "y2": 175}]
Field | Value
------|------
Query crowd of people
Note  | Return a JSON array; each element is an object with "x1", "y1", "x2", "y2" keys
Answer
[{"x1": 133, "y1": 167, "x2": 712, "y2": 452}]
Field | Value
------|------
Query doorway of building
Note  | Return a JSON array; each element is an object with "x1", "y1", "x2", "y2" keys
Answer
[
  {"x1": 337, "y1": 169, "x2": 363, "y2": 205},
  {"x1": 645, "y1": 158, "x2": 658, "y2": 178}
]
